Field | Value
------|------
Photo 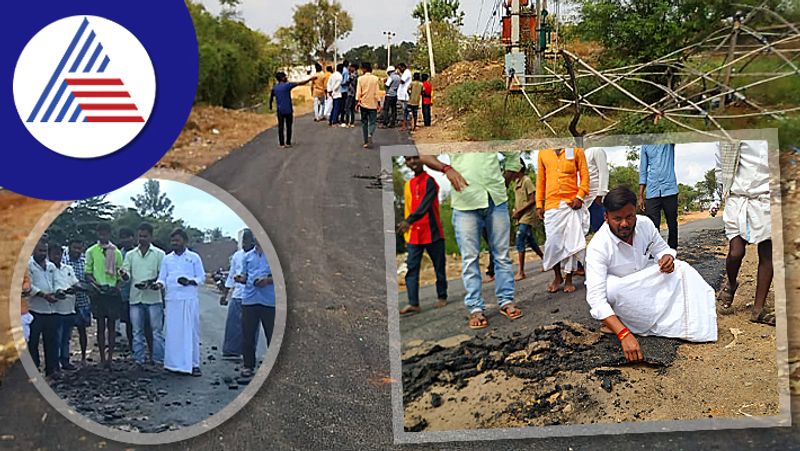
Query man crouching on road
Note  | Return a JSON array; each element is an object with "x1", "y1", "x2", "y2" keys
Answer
[{"x1": 585, "y1": 187, "x2": 717, "y2": 362}]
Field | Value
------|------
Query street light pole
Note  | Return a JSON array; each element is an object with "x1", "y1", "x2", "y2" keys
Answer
[
  {"x1": 422, "y1": 0, "x2": 436, "y2": 77},
  {"x1": 383, "y1": 31, "x2": 396, "y2": 68},
  {"x1": 333, "y1": 14, "x2": 338, "y2": 67}
]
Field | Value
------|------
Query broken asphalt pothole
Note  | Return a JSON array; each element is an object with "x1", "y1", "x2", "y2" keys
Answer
[{"x1": 401, "y1": 321, "x2": 681, "y2": 432}]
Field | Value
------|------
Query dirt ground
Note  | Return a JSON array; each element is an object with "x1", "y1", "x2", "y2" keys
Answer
[{"x1": 402, "y1": 239, "x2": 779, "y2": 431}]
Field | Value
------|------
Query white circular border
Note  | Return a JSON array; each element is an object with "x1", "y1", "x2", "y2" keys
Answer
[{"x1": 7, "y1": 169, "x2": 287, "y2": 445}]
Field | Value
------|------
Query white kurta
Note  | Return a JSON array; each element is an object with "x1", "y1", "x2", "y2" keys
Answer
[
  {"x1": 158, "y1": 249, "x2": 205, "y2": 373},
  {"x1": 585, "y1": 216, "x2": 717, "y2": 342},
  {"x1": 583, "y1": 147, "x2": 610, "y2": 203},
  {"x1": 715, "y1": 140, "x2": 771, "y2": 244},
  {"x1": 542, "y1": 201, "x2": 589, "y2": 272}
]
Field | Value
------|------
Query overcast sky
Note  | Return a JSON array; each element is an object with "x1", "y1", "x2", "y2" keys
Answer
[
  {"x1": 197, "y1": 0, "x2": 512, "y2": 50},
  {"x1": 104, "y1": 179, "x2": 247, "y2": 237}
]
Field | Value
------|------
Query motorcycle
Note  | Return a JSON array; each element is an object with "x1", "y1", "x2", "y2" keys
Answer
[{"x1": 710, "y1": 206, "x2": 718, "y2": 217}]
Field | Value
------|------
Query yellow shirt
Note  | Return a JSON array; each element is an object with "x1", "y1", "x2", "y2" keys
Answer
[
  {"x1": 536, "y1": 148, "x2": 589, "y2": 211},
  {"x1": 312, "y1": 74, "x2": 327, "y2": 97},
  {"x1": 356, "y1": 73, "x2": 382, "y2": 110}
]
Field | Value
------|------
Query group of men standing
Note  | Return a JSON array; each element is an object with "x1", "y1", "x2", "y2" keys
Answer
[
  {"x1": 399, "y1": 140, "x2": 774, "y2": 362},
  {"x1": 23, "y1": 222, "x2": 275, "y2": 381},
  {"x1": 270, "y1": 61, "x2": 434, "y2": 150}
]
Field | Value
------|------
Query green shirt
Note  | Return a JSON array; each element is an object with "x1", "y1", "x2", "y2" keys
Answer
[
  {"x1": 122, "y1": 245, "x2": 166, "y2": 305},
  {"x1": 448, "y1": 152, "x2": 519, "y2": 211},
  {"x1": 85, "y1": 243, "x2": 123, "y2": 287},
  {"x1": 514, "y1": 175, "x2": 537, "y2": 226}
]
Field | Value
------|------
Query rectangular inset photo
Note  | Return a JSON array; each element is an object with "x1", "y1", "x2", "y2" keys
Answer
[{"x1": 381, "y1": 129, "x2": 791, "y2": 444}]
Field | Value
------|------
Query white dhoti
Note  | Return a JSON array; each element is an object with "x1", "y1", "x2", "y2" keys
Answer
[
  {"x1": 164, "y1": 297, "x2": 200, "y2": 373},
  {"x1": 723, "y1": 193, "x2": 771, "y2": 244},
  {"x1": 606, "y1": 260, "x2": 717, "y2": 342},
  {"x1": 542, "y1": 201, "x2": 590, "y2": 272}
]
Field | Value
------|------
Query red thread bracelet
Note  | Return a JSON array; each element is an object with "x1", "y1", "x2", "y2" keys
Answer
[
  {"x1": 617, "y1": 327, "x2": 631, "y2": 341},
  {"x1": 442, "y1": 164, "x2": 452, "y2": 174}
]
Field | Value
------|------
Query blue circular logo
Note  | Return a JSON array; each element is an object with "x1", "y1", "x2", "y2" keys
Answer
[{"x1": 3, "y1": 1, "x2": 198, "y2": 200}]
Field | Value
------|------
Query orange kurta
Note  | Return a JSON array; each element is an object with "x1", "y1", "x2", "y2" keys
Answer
[{"x1": 536, "y1": 148, "x2": 590, "y2": 211}]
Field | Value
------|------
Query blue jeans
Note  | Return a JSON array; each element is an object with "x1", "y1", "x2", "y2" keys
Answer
[
  {"x1": 452, "y1": 198, "x2": 515, "y2": 313},
  {"x1": 329, "y1": 98, "x2": 343, "y2": 125},
  {"x1": 405, "y1": 240, "x2": 448, "y2": 307},
  {"x1": 130, "y1": 303, "x2": 164, "y2": 364},
  {"x1": 589, "y1": 200, "x2": 605, "y2": 233},
  {"x1": 422, "y1": 104, "x2": 431, "y2": 126},
  {"x1": 223, "y1": 297, "x2": 258, "y2": 356},
  {"x1": 515, "y1": 223, "x2": 543, "y2": 254},
  {"x1": 56, "y1": 313, "x2": 75, "y2": 367},
  {"x1": 360, "y1": 108, "x2": 378, "y2": 144}
]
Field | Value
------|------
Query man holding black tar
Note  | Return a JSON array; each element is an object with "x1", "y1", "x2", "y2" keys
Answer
[{"x1": 585, "y1": 187, "x2": 717, "y2": 362}]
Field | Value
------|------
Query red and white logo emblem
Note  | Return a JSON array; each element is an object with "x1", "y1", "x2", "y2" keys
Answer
[{"x1": 13, "y1": 16, "x2": 156, "y2": 159}]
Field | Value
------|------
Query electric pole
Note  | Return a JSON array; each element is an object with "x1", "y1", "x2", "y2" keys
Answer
[
  {"x1": 383, "y1": 31, "x2": 396, "y2": 68},
  {"x1": 333, "y1": 14, "x2": 338, "y2": 67},
  {"x1": 422, "y1": 0, "x2": 436, "y2": 77}
]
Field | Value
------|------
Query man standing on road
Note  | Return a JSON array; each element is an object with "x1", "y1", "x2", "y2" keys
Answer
[
  {"x1": 327, "y1": 64, "x2": 344, "y2": 128},
  {"x1": 585, "y1": 187, "x2": 717, "y2": 363},
  {"x1": 397, "y1": 156, "x2": 447, "y2": 315},
  {"x1": 63, "y1": 239, "x2": 90, "y2": 366},
  {"x1": 356, "y1": 62, "x2": 381, "y2": 149},
  {"x1": 536, "y1": 147, "x2": 590, "y2": 294},
  {"x1": 220, "y1": 228, "x2": 257, "y2": 358},
  {"x1": 117, "y1": 228, "x2": 136, "y2": 352},
  {"x1": 420, "y1": 152, "x2": 524, "y2": 330},
  {"x1": 715, "y1": 140, "x2": 774, "y2": 325},
  {"x1": 237, "y1": 240, "x2": 275, "y2": 379},
  {"x1": 421, "y1": 73, "x2": 433, "y2": 127},
  {"x1": 49, "y1": 244, "x2": 80, "y2": 372},
  {"x1": 344, "y1": 62, "x2": 359, "y2": 128},
  {"x1": 397, "y1": 63, "x2": 412, "y2": 132},
  {"x1": 270, "y1": 71, "x2": 316, "y2": 149},
  {"x1": 382, "y1": 66, "x2": 400, "y2": 128},
  {"x1": 120, "y1": 223, "x2": 166, "y2": 366},
  {"x1": 338, "y1": 60, "x2": 350, "y2": 126},
  {"x1": 156, "y1": 229, "x2": 206, "y2": 376},
  {"x1": 312, "y1": 63, "x2": 327, "y2": 122},
  {"x1": 505, "y1": 158, "x2": 544, "y2": 281},
  {"x1": 85, "y1": 222, "x2": 124, "y2": 369},
  {"x1": 639, "y1": 144, "x2": 679, "y2": 249},
  {"x1": 584, "y1": 148, "x2": 610, "y2": 233},
  {"x1": 27, "y1": 241, "x2": 60, "y2": 376}
]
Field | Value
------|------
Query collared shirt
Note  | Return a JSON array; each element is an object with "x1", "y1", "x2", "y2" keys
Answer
[
  {"x1": 398, "y1": 69, "x2": 412, "y2": 101},
  {"x1": 585, "y1": 215, "x2": 677, "y2": 320},
  {"x1": 639, "y1": 144, "x2": 679, "y2": 198},
  {"x1": 28, "y1": 257, "x2": 56, "y2": 314},
  {"x1": 408, "y1": 81, "x2": 423, "y2": 107},
  {"x1": 348, "y1": 73, "x2": 359, "y2": 96},
  {"x1": 448, "y1": 152, "x2": 519, "y2": 211},
  {"x1": 513, "y1": 175, "x2": 537, "y2": 226},
  {"x1": 356, "y1": 73, "x2": 381, "y2": 110},
  {"x1": 714, "y1": 140, "x2": 769, "y2": 198},
  {"x1": 536, "y1": 148, "x2": 590, "y2": 211},
  {"x1": 51, "y1": 263, "x2": 79, "y2": 315},
  {"x1": 327, "y1": 72, "x2": 343, "y2": 99},
  {"x1": 224, "y1": 249, "x2": 247, "y2": 299},
  {"x1": 340, "y1": 67, "x2": 350, "y2": 93},
  {"x1": 385, "y1": 73, "x2": 400, "y2": 97},
  {"x1": 239, "y1": 249, "x2": 275, "y2": 307},
  {"x1": 123, "y1": 245, "x2": 166, "y2": 305},
  {"x1": 63, "y1": 253, "x2": 89, "y2": 309},
  {"x1": 158, "y1": 249, "x2": 206, "y2": 302},
  {"x1": 584, "y1": 147, "x2": 609, "y2": 201},
  {"x1": 312, "y1": 72, "x2": 327, "y2": 97},
  {"x1": 85, "y1": 243, "x2": 123, "y2": 287},
  {"x1": 422, "y1": 81, "x2": 433, "y2": 105}
]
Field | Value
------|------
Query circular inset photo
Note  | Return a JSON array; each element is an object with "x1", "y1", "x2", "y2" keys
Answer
[{"x1": 8, "y1": 170, "x2": 286, "y2": 445}]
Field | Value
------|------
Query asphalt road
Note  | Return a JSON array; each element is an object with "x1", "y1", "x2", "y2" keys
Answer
[{"x1": 0, "y1": 115, "x2": 797, "y2": 449}]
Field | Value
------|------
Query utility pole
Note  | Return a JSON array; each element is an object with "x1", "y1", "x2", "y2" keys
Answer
[
  {"x1": 333, "y1": 14, "x2": 338, "y2": 67},
  {"x1": 422, "y1": 0, "x2": 436, "y2": 77},
  {"x1": 511, "y1": 0, "x2": 520, "y2": 56},
  {"x1": 383, "y1": 31, "x2": 396, "y2": 68}
]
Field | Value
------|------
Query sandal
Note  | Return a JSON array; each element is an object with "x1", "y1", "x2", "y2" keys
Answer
[
  {"x1": 434, "y1": 298, "x2": 447, "y2": 308},
  {"x1": 468, "y1": 312, "x2": 489, "y2": 330},
  {"x1": 750, "y1": 309, "x2": 776, "y2": 326},
  {"x1": 399, "y1": 305, "x2": 422, "y2": 315},
  {"x1": 499, "y1": 304, "x2": 524, "y2": 321},
  {"x1": 718, "y1": 281, "x2": 738, "y2": 315}
]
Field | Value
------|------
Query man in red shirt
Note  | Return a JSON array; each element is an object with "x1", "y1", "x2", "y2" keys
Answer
[
  {"x1": 397, "y1": 155, "x2": 448, "y2": 314},
  {"x1": 421, "y1": 74, "x2": 433, "y2": 127}
]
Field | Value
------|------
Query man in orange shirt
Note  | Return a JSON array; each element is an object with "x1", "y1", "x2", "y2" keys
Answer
[
  {"x1": 536, "y1": 147, "x2": 590, "y2": 293},
  {"x1": 355, "y1": 62, "x2": 382, "y2": 149}
]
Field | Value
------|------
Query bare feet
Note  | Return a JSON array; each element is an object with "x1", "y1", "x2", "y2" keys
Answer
[
  {"x1": 563, "y1": 282, "x2": 577, "y2": 293},
  {"x1": 400, "y1": 305, "x2": 422, "y2": 315},
  {"x1": 547, "y1": 279, "x2": 562, "y2": 293},
  {"x1": 434, "y1": 298, "x2": 447, "y2": 308},
  {"x1": 514, "y1": 272, "x2": 526, "y2": 281},
  {"x1": 482, "y1": 274, "x2": 495, "y2": 283}
]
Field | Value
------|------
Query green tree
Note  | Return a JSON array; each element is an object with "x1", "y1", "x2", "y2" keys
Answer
[
  {"x1": 412, "y1": 0, "x2": 465, "y2": 27},
  {"x1": 132, "y1": 180, "x2": 174, "y2": 220},
  {"x1": 290, "y1": 0, "x2": 353, "y2": 63},
  {"x1": 608, "y1": 164, "x2": 640, "y2": 192},
  {"x1": 678, "y1": 183, "x2": 699, "y2": 211},
  {"x1": 413, "y1": 21, "x2": 463, "y2": 73},
  {"x1": 206, "y1": 227, "x2": 225, "y2": 242},
  {"x1": 45, "y1": 197, "x2": 117, "y2": 246},
  {"x1": 219, "y1": 0, "x2": 242, "y2": 20},
  {"x1": 274, "y1": 26, "x2": 304, "y2": 69}
]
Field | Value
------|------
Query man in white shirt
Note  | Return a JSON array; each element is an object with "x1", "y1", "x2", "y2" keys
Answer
[
  {"x1": 715, "y1": 140, "x2": 774, "y2": 325},
  {"x1": 327, "y1": 64, "x2": 344, "y2": 127},
  {"x1": 397, "y1": 63, "x2": 412, "y2": 131},
  {"x1": 49, "y1": 244, "x2": 80, "y2": 371},
  {"x1": 585, "y1": 187, "x2": 717, "y2": 362},
  {"x1": 156, "y1": 229, "x2": 206, "y2": 376},
  {"x1": 27, "y1": 241, "x2": 60, "y2": 376},
  {"x1": 584, "y1": 148, "x2": 610, "y2": 233}
]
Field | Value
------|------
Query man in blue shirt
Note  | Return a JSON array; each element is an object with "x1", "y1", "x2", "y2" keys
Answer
[
  {"x1": 338, "y1": 60, "x2": 350, "y2": 125},
  {"x1": 638, "y1": 144, "x2": 679, "y2": 249},
  {"x1": 269, "y1": 71, "x2": 316, "y2": 149},
  {"x1": 235, "y1": 240, "x2": 275, "y2": 378}
]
